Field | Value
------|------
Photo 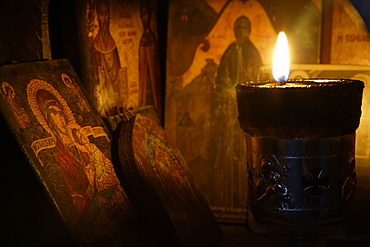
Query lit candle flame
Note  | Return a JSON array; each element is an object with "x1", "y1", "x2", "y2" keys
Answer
[{"x1": 273, "y1": 32, "x2": 290, "y2": 82}]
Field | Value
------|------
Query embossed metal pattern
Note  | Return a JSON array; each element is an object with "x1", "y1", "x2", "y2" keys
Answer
[{"x1": 246, "y1": 134, "x2": 356, "y2": 218}]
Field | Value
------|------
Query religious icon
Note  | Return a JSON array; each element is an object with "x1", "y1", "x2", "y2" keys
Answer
[
  {"x1": 165, "y1": 0, "x2": 321, "y2": 222},
  {"x1": 27, "y1": 78, "x2": 123, "y2": 223},
  {"x1": 0, "y1": 59, "x2": 151, "y2": 246},
  {"x1": 82, "y1": 0, "x2": 162, "y2": 121},
  {"x1": 116, "y1": 114, "x2": 222, "y2": 246}
]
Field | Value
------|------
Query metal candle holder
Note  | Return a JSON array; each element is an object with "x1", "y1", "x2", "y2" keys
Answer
[{"x1": 236, "y1": 79, "x2": 364, "y2": 246}]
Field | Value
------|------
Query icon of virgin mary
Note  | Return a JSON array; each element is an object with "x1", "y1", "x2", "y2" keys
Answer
[{"x1": 27, "y1": 79, "x2": 126, "y2": 237}]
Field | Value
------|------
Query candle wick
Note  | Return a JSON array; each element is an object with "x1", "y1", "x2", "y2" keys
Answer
[{"x1": 274, "y1": 75, "x2": 287, "y2": 84}]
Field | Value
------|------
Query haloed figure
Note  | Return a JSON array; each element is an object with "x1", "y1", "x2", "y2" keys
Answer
[
  {"x1": 29, "y1": 80, "x2": 122, "y2": 223},
  {"x1": 138, "y1": 0, "x2": 161, "y2": 115},
  {"x1": 1, "y1": 82, "x2": 30, "y2": 129},
  {"x1": 36, "y1": 89, "x2": 92, "y2": 217},
  {"x1": 209, "y1": 16, "x2": 262, "y2": 205},
  {"x1": 93, "y1": 0, "x2": 128, "y2": 117},
  {"x1": 216, "y1": 15, "x2": 262, "y2": 85}
]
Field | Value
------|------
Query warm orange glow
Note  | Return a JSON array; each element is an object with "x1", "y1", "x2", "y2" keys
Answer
[{"x1": 273, "y1": 32, "x2": 290, "y2": 82}]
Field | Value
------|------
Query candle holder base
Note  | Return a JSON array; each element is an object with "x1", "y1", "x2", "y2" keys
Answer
[{"x1": 246, "y1": 134, "x2": 356, "y2": 246}]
